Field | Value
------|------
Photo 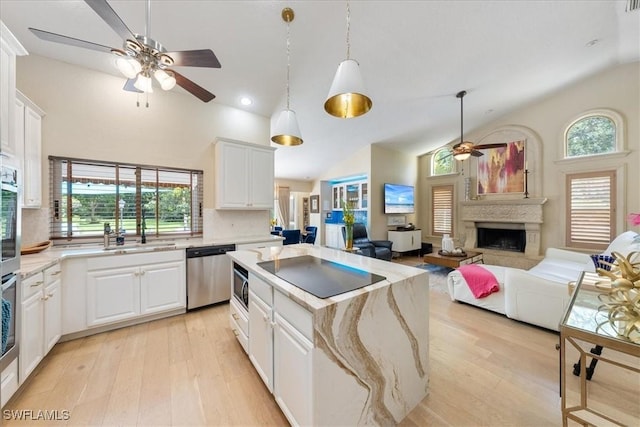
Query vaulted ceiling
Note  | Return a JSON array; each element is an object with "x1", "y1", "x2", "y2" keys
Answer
[{"x1": 2, "y1": 1, "x2": 638, "y2": 181}]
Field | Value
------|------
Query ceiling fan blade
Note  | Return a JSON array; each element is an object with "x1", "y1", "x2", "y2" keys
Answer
[
  {"x1": 164, "y1": 49, "x2": 221, "y2": 68},
  {"x1": 173, "y1": 71, "x2": 215, "y2": 102},
  {"x1": 475, "y1": 143, "x2": 508, "y2": 150},
  {"x1": 471, "y1": 150, "x2": 484, "y2": 157},
  {"x1": 29, "y1": 28, "x2": 114, "y2": 54},
  {"x1": 123, "y1": 79, "x2": 143, "y2": 93},
  {"x1": 84, "y1": 0, "x2": 136, "y2": 41}
]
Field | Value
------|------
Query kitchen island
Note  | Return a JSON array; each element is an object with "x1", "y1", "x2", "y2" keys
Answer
[{"x1": 228, "y1": 244, "x2": 429, "y2": 426}]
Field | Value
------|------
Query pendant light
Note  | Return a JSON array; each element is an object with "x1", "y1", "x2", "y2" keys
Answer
[
  {"x1": 453, "y1": 90, "x2": 471, "y2": 161},
  {"x1": 324, "y1": 0, "x2": 372, "y2": 118},
  {"x1": 271, "y1": 8, "x2": 303, "y2": 146}
]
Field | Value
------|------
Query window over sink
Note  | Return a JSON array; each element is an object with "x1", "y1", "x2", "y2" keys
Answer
[{"x1": 49, "y1": 157, "x2": 203, "y2": 242}]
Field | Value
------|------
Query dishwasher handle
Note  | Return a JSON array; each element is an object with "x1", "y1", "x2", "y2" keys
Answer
[{"x1": 186, "y1": 244, "x2": 236, "y2": 258}]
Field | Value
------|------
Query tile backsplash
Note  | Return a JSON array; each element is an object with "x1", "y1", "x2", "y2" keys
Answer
[
  {"x1": 21, "y1": 207, "x2": 50, "y2": 245},
  {"x1": 202, "y1": 208, "x2": 270, "y2": 241}
]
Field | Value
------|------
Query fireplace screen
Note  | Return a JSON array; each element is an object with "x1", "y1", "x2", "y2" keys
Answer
[{"x1": 477, "y1": 227, "x2": 526, "y2": 252}]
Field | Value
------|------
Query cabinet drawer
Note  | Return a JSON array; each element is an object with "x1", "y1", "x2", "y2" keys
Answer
[
  {"x1": 250, "y1": 273, "x2": 273, "y2": 306},
  {"x1": 229, "y1": 297, "x2": 248, "y2": 337},
  {"x1": 274, "y1": 290, "x2": 313, "y2": 342},
  {"x1": 1, "y1": 358, "x2": 19, "y2": 408},
  {"x1": 44, "y1": 263, "x2": 62, "y2": 284},
  {"x1": 22, "y1": 272, "x2": 44, "y2": 301}
]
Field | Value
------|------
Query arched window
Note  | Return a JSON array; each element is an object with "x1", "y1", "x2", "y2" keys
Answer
[
  {"x1": 564, "y1": 111, "x2": 622, "y2": 158},
  {"x1": 432, "y1": 148, "x2": 455, "y2": 175}
]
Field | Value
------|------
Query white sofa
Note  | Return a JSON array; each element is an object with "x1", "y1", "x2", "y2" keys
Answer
[{"x1": 446, "y1": 231, "x2": 639, "y2": 331}]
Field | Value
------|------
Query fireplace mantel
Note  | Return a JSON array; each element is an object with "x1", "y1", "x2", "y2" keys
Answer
[{"x1": 461, "y1": 198, "x2": 547, "y2": 257}]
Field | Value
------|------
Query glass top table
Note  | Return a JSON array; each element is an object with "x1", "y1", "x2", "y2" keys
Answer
[{"x1": 559, "y1": 271, "x2": 640, "y2": 426}]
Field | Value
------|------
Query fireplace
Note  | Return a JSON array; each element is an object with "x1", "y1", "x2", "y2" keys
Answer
[
  {"x1": 477, "y1": 223, "x2": 526, "y2": 253},
  {"x1": 461, "y1": 198, "x2": 547, "y2": 257}
]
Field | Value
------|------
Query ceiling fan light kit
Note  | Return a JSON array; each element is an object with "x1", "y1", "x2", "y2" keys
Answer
[
  {"x1": 324, "y1": 0, "x2": 372, "y2": 119},
  {"x1": 29, "y1": 0, "x2": 220, "y2": 104},
  {"x1": 271, "y1": 7, "x2": 303, "y2": 146},
  {"x1": 452, "y1": 90, "x2": 506, "y2": 161}
]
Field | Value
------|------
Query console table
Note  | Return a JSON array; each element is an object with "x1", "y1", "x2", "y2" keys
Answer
[
  {"x1": 388, "y1": 229, "x2": 421, "y2": 254},
  {"x1": 559, "y1": 271, "x2": 640, "y2": 426}
]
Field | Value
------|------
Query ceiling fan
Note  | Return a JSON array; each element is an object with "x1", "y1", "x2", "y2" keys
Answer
[
  {"x1": 28, "y1": 0, "x2": 220, "y2": 102},
  {"x1": 452, "y1": 90, "x2": 506, "y2": 160}
]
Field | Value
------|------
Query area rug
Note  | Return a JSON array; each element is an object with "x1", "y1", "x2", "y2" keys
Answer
[{"x1": 415, "y1": 263, "x2": 453, "y2": 295}]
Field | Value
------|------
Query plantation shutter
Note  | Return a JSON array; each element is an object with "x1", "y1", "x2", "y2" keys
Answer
[
  {"x1": 566, "y1": 171, "x2": 615, "y2": 250},
  {"x1": 432, "y1": 185, "x2": 454, "y2": 236}
]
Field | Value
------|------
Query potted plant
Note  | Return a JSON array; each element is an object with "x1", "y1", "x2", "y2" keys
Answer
[{"x1": 342, "y1": 199, "x2": 355, "y2": 249}]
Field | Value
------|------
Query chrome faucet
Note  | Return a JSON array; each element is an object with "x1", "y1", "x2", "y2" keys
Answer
[{"x1": 103, "y1": 223, "x2": 116, "y2": 248}]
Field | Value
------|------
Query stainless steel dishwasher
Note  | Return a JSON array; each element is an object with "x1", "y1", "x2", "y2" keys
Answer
[{"x1": 186, "y1": 244, "x2": 236, "y2": 310}]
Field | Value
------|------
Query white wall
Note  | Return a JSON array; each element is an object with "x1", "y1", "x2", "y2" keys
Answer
[
  {"x1": 17, "y1": 54, "x2": 271, "y2": 243},
  {"x1": 418, "y1": 61, "x2": 640, "y2": 252}
]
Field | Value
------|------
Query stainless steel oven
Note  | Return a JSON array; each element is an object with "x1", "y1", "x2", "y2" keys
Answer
[
  {"x1": 232, "y1": 263, "x2": 249, "y2": 311},
  {"x1": 1, "y1": 164, "x2": 20, "y2": 274},
  {"x1": 1, "y1": 273, "x2": 18, "y2": 371}
]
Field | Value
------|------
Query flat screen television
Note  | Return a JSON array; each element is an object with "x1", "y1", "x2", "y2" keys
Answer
[{"x1": 384, "y1": 183, "x2": 415, "y2": 214}]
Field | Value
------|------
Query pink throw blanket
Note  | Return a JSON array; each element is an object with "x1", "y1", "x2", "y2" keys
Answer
[{"x1": 457, "y1": 264, "x2": 500, "y2": 299}]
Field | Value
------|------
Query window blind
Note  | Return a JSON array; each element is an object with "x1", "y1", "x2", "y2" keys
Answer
[
  {"x1": 432, "y1": 185, "x2": 454, "y2": 236},
  {"x1": 566, "y1": 171, "x2": 615, "y2": 249},
  {"x1": 49, "y1": 157, "x2": 203, "y2": 242}
]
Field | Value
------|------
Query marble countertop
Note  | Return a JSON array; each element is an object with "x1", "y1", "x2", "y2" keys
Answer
[
  {"x1": 19, "y1": 234, "x2": 283, "y2": 279},
  {"x1": 228, "y1": 244, "x2": 427, "y2": 312}
]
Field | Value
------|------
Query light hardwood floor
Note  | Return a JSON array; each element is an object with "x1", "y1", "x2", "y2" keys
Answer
[{"x1": 4, "y1": 255, "x2": 638, "y2": 426}]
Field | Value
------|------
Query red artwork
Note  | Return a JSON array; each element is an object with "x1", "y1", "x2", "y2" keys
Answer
[{"x1": 477, "y1": 140, "x2": 525, "y2": 194}]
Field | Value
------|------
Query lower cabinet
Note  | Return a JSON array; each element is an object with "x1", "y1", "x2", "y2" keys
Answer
[
  {"x1": 86, "y1": 256, "x2": 185, "y2": 328},
  {"x1": 20, "y1": 263, "x2": 62, "y2": 382},
  {"x1": 1, "y1": 359, "x2": 19, "y2": 408},
  {"x1": 325, "y1": 224, "x2": 345, "y2": 249},
  {"x1": 247, "y1": 272, "x2": 313, "y2": 426},
  {"x1": 388, "y1": 229, "x2": 421, "y2": 253},
  {"x1": 62, "y1": 250, "x2": 186, "y2": 335},
  {"x1": 273, "y1": 311, "x2": 313, "y2": 426}
]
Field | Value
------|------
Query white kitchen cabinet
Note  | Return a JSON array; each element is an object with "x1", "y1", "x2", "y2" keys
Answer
[
  {"x1": 1, "y1": 358, "x2": 19, "y2": 408},
  {"x1": 388, "y1": 229, "x2": 421, "y2": 253},
  {"x1": 273, "y1": 312, "x2": 313, "y2": 426},
  {"x1": 140, "y1": 261, "x2": 185, "y2": 315},
  {"x1": 214, "y1": 138, "x2": 275, "y2": 209},
  {"x1": 1, "y1": 21, "x2": 27, "y2": 157},
  {"x1": 86, "y1": 253, "x2": 185, "y2": 328},
  {"x1": 332, "y1": 180, "x2": 367, "y2": 211},
  {"x1": 15, "y1": 91, "x2": 45, "y2": 208},
  {"x1": 19, "y1": 263, "x2": 62, "y2": 382},
  {"x1": 20, "y1": 284, "x2": 44, "y2": 381},
  {"x1": 229, "y1": 297, "x2": 248, "y2": 353},
  {"x1": 87, "y1": 266, "x2": 140, "y2": 327},
  {"x1": 325, "y1": 223, "x2": 345, "y2": 249},
  {"x1": 62, "y1": 250, "x2": 185, "y2": 336},
  {"x1": 248, "y1": 289, "x2": 273, "y2": 392},
  {"x1": 246, "y1": 272, "x2": 314, "y2": 427}
]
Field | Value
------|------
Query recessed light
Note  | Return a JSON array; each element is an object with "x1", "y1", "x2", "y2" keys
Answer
[{"x1": 240, "y1": 97, "x2": 253, "y2": 106}]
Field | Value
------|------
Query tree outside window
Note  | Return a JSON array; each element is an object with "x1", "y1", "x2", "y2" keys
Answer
[{"x1": 566, "y1": 115, "x2": 616, "y2": 157}]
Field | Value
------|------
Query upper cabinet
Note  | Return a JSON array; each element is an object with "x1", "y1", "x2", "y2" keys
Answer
[
  {"x1": 214, "y1": 138, "x2": 275, "y2": 210},
  {"x1": 1, "y1": 21, "x2": 28, "y2": 159},
  {"x1": 16, "y1": 91, "x2": 45, "y2": 208},
  {"x1": 332, "y1": 180, "x2": 368, "y2": 210}
]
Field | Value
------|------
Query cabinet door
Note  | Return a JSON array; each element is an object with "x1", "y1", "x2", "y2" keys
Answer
[
  {"x1": 248, "y1": 147, "x2": 274, "y2": 208},
  {"x1": 43, "y1": 279, "x2": 62, "y2": 353},
  {"x1": 20, "y1": 291, "x2": 44, "y2": 381},
  {"x1": 216, "y1": 142, "x2": 250, "y2": 208},
  {"x1": 1, "y1": 40, "x2": 14, "y2": 154},
  {"x1": 360, "y1": 182, "x2": 368, "y2": 209},
  {"x1": 23, "y1": 105, "x2": 42, "y2": 207},
  {"x1": 140, "y1": 261, "x2": 186, "y2": 315},
  {"x1": 86, "y1": 267, "x2": 140, "y2": 327},
  {"x1": 273, "y1": 312, "x2": 313, "y2": 426},
  {"x1": 248, "y1": 291, "x2": 273, "y2": 392}
]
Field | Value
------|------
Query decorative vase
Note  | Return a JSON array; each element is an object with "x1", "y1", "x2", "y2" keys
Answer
[{"x1": 345, "y1": 224, "x2": 354, "y2": 250}]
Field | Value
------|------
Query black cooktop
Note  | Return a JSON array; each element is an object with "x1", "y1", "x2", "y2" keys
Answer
[{"x1": 257, "y1": 255, "x2": 386, "y2": 299}]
